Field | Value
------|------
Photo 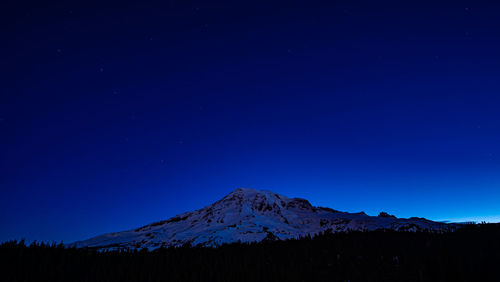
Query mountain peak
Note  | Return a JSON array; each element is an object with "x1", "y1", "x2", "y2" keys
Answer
[
  {"x1": 229, "y1": 187, "x2": 263, "y2": 197},
  {"x1": 223, "y1": 188, "x2": 290, "y2": 206},
  {"x1": 229, "y1": 187, "x2": 281, "y2": 197},
  {"x1": 72, "y1": 188, "x2": 452, "y2": 250}
]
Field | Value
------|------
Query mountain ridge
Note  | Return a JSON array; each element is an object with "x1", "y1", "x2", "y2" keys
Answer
[{"x1": 72, "y1": 188, "x2": 452, "y2": 250}]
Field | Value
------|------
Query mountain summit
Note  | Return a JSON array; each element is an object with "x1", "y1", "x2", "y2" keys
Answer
[{"x1": 73, "y1": 188, "x2": 450, "y2": 249}]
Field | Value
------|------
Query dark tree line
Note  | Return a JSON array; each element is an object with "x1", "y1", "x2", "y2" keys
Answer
[{"x1": 1, "y1": 223, "x2": 499, "y2": 282}]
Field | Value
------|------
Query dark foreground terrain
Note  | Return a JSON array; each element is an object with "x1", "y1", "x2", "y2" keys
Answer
[{"x1": 1, "y1": 223, "x2": 499, "y2": 282}]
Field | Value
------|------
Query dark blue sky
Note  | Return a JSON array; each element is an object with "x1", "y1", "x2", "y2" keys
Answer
[{"x1": 2, "y1": 0, "x2": 500, "y2": 243}]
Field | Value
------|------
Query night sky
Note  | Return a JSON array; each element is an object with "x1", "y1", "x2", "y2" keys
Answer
[{"x1": 2, "y1": 0, "x2": 500, "y2": 243}]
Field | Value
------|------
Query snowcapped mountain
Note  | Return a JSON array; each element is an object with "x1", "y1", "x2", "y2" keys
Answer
[{"x1": 72, "y1": 188, "x2": 452, "y2": 249}]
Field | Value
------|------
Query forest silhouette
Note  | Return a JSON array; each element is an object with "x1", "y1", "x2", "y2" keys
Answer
[{"x1": 1, "y1": 223, "x2": 499, "y2": 282}]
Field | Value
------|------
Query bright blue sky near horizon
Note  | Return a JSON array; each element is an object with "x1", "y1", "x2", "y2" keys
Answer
[{"x1": 1, "y1": 0, "x2": 500, "y2": 243}]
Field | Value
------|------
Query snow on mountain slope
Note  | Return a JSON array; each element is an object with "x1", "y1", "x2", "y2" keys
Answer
[{"x1": 72, "y1": 188, "x2": 452, "y2": 249}]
